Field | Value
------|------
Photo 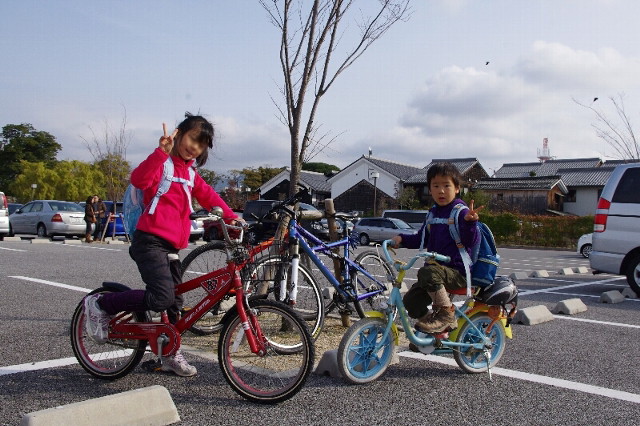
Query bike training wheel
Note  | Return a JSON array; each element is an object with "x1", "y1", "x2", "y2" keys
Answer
[
  {"x1": 453, "y1": 313, "x2": 507, "y2": 373},
  {"x1": 70, "y1": 288, "x2": 148, "y2": 380},
  {"x1": 245, "y1": 255, "x2": 324, "y2": 340},
  {"x1": 351, "y1": 250, "x2": 393, "y2": 318},
  {"x1": 337, "y1": 317, "x2": 395, "y2": 384},
  {"x1": 218, "y1": 299, "x2": 315, "y2": 404},
  {"x1": 180, "y1": 241, "x2": 229, "y2": 335}
]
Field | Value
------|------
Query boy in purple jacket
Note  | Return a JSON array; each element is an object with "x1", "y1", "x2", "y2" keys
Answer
[{"x1": 391, "y1": 163, "x2": 482, "y2": 333}]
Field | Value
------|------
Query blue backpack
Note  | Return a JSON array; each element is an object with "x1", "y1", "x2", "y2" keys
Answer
[
  {"x1": 422, "y1": 203, "x2": 500, "y2": 295},
  {"x1": 123, "y1": 157, "x2": 196, "y2": 240}
]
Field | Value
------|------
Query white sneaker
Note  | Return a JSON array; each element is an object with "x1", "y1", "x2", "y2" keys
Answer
[
  {"x1": 83, "y1": 295, "x2": 111, "y2": 344},
  {"x1": 161, "y1": 350, "x2": 197, "y2": 377}
]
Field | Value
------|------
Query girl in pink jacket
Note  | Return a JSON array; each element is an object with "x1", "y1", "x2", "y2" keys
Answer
[{"x1": 83, "y1": 113, "x2": 239, "y2": 377}]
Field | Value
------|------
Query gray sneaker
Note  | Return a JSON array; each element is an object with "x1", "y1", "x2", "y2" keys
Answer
[
  {"x1": 161, "y1": 350, "x2": 197, "y2": 377},
  {"x1": 83, "y1": 294, "x2": 111, "y2": 344}
]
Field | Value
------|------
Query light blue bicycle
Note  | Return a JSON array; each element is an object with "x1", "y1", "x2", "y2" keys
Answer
[{"x1": 337, "y1": 240, "x2": 518, "y2": 384}]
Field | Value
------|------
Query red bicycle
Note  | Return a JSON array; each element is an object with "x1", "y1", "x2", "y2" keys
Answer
[{"x1": 70, "y1": 209, "x2": 315, "y2": 404}]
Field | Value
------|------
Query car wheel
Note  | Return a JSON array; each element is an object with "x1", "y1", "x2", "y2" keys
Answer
[
  {"x1": 37, "y1": 224, "x2": 47, "y2": 238},
  {"x1": 626, "y1": 254, "x2": 640, "y2": 297},
  {"x1": 359, "y1": 233, "x2": 370, "y2": 246},
  {"x1": 246, "y1": 229, "x2": 259, "y2": 245},
  {"x1": 580, "y1": 244, "x2": 592, "y2": 258}
]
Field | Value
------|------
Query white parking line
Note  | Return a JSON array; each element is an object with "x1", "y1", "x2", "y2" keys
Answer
[
  {"x1": 518, "y1": 277, "x2": 623, "y2": 296},
  {"x1": 0, "y1": 246, "x2": 27, "y2": 252},
  {"x1": 400, "y1": 351, "x2": 640, "y2": 404},
  {"x1": 8, "y1": 276, "x2": 90, "y2": 293}
]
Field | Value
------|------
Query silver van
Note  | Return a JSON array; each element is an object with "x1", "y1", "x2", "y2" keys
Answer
[
  {"x1": 590, "y1": 163, "x2": 640, "y2": 296},
  {"x1": 381, "y1": 210, "x2": 429, "y2": 229},
  {"x1": 0, "y1": 192, "x2": 9, "y2": 239}
]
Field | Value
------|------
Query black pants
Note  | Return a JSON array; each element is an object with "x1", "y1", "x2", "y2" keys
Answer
[{"x1": 129, "y1": 230, "x2": 183, "y2": 323}]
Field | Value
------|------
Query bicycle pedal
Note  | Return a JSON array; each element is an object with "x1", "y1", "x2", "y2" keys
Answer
[{"x1": 141, "y1": 359, "x2": 163, "y2": 372}]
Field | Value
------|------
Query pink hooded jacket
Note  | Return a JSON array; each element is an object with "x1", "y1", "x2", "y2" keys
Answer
[{"x1": 131, "y1": 148, "x2": 237, "y2": 249}]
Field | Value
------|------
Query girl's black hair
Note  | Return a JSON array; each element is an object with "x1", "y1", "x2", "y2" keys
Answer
[
  {"x1": 426, "y1": 162, "x2": 462, "y2": 187},
  {"x1": 85, "y1": 195, "x2": 94, "y2": 204},
  {"x1": 176, "y1": 112, "x2": 214, "y2": 167}
]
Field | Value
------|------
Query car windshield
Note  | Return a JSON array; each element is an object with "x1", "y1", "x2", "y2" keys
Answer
[
  {"x1": 48, "y1": 201, "x2": 84, "y2": 212},
  {"x1": 389, "y1": 218, "x2": 413, "y2": 230}
]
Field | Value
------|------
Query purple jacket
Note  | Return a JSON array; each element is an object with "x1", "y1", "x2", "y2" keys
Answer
[{"x1": 398, "y1": 199, "x2": 479, "y2": 275}]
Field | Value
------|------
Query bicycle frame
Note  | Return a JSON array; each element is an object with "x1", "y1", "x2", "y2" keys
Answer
[
  {"x1": 110, "y1": 240, "x2": 268, "y2": 358},
  {"x1": 288, "y1": 215, "x2": 388, "y2": 302}
]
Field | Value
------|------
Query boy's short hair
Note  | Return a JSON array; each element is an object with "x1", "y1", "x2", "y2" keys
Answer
[{"x1": 426, "y1": 162, "x2": 462, "y2": 187}]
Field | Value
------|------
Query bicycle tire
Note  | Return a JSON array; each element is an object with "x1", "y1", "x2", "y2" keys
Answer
[
  {"x1": 218, "y1": 299, "x2": 315, "y2": 404},
  {"x1": 453, "y1": 313, "x2": 507, "y2": 373},
  {"x1": 337, "y1": 317, "x2": 394, "y2": 384},
  {"x1": 351, "y1": 250, "x2": 393, "y2": 318},
  {"x1": 180, "y1": 241, "x2": 229, "y2": 335},
  {"x1": 70, "y1": 288, "x2": 148, "y2": 380},
  {"x1": 245, "y1": 255, "x2": 324, "y2": 340}
]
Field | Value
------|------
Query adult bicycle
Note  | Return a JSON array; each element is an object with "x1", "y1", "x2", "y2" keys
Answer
[
  {"x1": 70, "y1": 208, "x2": 315, "y2": 404},
  {"x1": 337, "y1": 240, "x2": 517, "y2": 384}
]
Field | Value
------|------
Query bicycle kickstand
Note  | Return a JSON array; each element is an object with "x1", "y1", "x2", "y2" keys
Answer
[{"x1": 484, "y1": 349, "x2": 493, "y2": 382}]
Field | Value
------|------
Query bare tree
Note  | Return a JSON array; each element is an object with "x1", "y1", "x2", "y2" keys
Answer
[
  {"x1": 574, "y1": 93, "x2": 640, "y2": 160},
  {"x1": 260, "y1": 0, "x2": 412, "y2": 195},
  {"x1": 81, "y1": 106, "x2": 132, "y2": 203}
]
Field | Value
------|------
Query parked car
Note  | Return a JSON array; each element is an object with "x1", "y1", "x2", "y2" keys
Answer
[
  {"x1": 309, "y1": 217, "x2": 356, "y2": 241},
  {"x1": 352, "y1": 217, "x2": 417, "y2": 246},
  {"x1": 0, "y1": 192, "x2": 9, "y2": 239},
  {"x1": 590, "y1": 163, "x2": 640, "y2": 296},
  {"x1": 8, "y1": 203, "x2": 23, "y2": 215},
  {"x1": 577, "y1": 233, "x2": 593, "y2": 258},
  {"x1": 9, "y1": 200, "x2": 86, "y2": 238},
  {"x1": 382, "y1": 209, "x2": 429, "y2": 229}
]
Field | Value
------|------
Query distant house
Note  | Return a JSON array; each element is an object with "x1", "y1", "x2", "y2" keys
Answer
[
  {"x1": 328, "y1": 155, "x2": 423, "y2": 215},
  {"x1": 474, "y1": 175, "x2": 568, "y2": 214},
  {"x1": 404, "y1": 158, "x2": 489, "y2": 206},
  {"x1": 494, "y1": 158, "x2": 602, "y2": 178},
  {"x1": 259, "y1": 168, "x2": 331, "y2": 206}
]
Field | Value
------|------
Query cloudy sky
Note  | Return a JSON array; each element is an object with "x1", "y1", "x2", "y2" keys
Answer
[{"x1": 3, "y1": 0, "x2": 639, "y2": 177}]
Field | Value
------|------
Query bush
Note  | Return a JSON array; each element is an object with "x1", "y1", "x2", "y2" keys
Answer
[{"x1": 483, "y1": 214, "x2": 593, "y2": 248}]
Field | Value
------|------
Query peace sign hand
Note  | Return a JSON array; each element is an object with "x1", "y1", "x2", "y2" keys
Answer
[
  {"x1": 464, "y1": 199, "x2": 484, "y2": 222},
  {"x1": 159, "y1": 123, "x2": 178, "y2": 155}
]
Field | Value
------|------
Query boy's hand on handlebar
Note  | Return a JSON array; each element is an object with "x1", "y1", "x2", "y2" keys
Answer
[
  {"x1": 390, "y1": 235, "x2": 402, "y2": 249},
  {"x1": 464, "y1": 199, "x2": 484, "y2": 222}
]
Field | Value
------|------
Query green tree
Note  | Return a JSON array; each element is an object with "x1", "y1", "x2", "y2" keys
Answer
[
  {"x1": 461, "y1": 189, "x2": 492, "y2": 211},
  {"x1": 396, "y1": 186, "x2": 420, "y2": 210},
  {"x1": 238, "y1": 166, "x2": 285, "y2": 190},
  {"x1": 303, "y1": 162, "x2": 340, "y2": 175},
  {"x1": 198, "y1": 168, "x2": 221, "y2": 188},
  {"x1": 95, "y1": 153, "x2": 130, "y2": 202},
  {"x1": 0, "y1": 123, "x2": 62, "y2": 192},
  {"x1": 10, "y1": 160, "x2": 105, "y2": 203}
]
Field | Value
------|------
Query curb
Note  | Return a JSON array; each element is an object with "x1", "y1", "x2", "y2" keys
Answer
[{"x1": 20, "y1": 385, "x2": 179, "y2": 426}]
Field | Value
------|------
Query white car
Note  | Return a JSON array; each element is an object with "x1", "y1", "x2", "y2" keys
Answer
[
  {"x1": 0, "y1": 192, "x2": 10, "y2": 239},
  {"x1": 577, "y1": 233, "x2": 592, "y2": 258}
]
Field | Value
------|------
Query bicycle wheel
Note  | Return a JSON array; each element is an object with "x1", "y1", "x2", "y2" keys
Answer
[
  {"x1": 337, "y1": 317, "x2": 394, "y2": 384},
  {"x1": 246, "y1": 255, "x2": 324, "y2": 340},
  {"x1": 453, "y1": 313, "x2": 507, "y2": 373},
  {"x1": 70, "y1": 288, "x2": 148, "y2": 380},
  {"x1": 218, "y1": 299, "x2": 315, "y2": 404},
  {"x1": 351, "y1": 250, "x2": 393, "y2": 318},
  {"x1": 180, "y1": 241, "x2": 229, "y2": 335}
]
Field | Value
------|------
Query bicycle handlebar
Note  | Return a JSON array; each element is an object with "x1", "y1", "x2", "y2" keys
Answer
[{"x1": 381, "y1": 240, "x2": 451, "y2": 272}]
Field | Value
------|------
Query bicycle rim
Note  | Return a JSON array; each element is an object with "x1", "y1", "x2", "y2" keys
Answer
[
  {"x1": 70, "y1": 289, "x2": 147, "y2": 380},
  {"x1": 453, "y1": 313, "x2": 506, "y2": 373},
  {"x1": 218, "y1": 299, "x2": 314, "y2": 404},
  {"x1": 180, "y1": 241, "x2": 228, "y2": 335},
  {"x1": 246, "y1": 256, "x2": 324, "y2": 340},
  {"x1": 337, "y1": 317, "x2": 394, "y2": 384},
  {"x1": 352, "y1": 251, "x2": 393, "y2": 318}
]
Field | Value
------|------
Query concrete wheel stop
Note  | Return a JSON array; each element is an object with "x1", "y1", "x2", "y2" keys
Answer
[
  {"x1": 551, "y1": 298, "x2": 587, "y2": 315},
  {"x1": 512, "y1": 305, "x2": 554, "y2": 325},
  {"x1": 20, "y1": 385, "x2": 179, "y2": 426}
]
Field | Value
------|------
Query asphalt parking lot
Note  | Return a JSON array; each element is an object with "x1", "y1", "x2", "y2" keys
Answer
[{"x1": 1, "y1": 240, "x2": 639, "y2": 425}]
